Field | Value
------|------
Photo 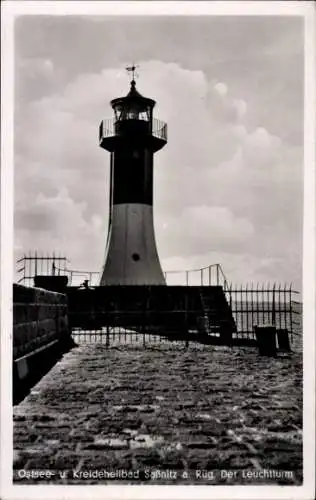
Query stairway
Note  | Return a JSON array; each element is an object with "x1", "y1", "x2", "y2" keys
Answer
[{"x1": 197, "y1": 286, "x2": 236, "y2": 343}]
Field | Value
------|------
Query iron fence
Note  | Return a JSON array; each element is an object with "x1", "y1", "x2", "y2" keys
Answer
[
  {"x1": 16, "y1": 252, "x2": 68, "y2": 286},
  {"x1": 225, "y1": 283, "x2": 300, "y2": 345},
  {"x1": 15, "y1": 255, "x2": 301, "y2": 349},
  {"x1": 66, "y1": 284, "x2": 301, "y2": 349}
]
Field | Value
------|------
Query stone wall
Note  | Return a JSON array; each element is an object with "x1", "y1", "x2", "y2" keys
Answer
[{"x1": 13, "y1": 284, "x2": 73, "y2": 403}]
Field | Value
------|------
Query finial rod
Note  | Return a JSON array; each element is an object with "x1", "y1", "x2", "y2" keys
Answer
[{"x1": 126, "y1": 63, "x2": 139, "y2": 83}]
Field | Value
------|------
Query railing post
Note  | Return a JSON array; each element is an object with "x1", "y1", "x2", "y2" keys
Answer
[
  {"x1": 186, "y1": 271, "x2": 189, "y2": 287},
  {"x1": 289, "y1": 284, "x2": 293, "y2": 345},
  {"x1": 216, "y1": 264, "x2": 219, "y2": 286},
  {"x1": 250, "y1": 282, "x2": 254, "y2": 335},
  {"x1": 229, "y1": 283, "x2": 235, "y2": 338},
  {"x1": 261, "y1": 282, "x2": 265, "y2": 327},
  {"x1": 185, "y1": 288, "x2": 189, "y2": 348},
  {"x1": 272, "y1": 283, "x2": 276, "y2": 326},
  {"x1": 52, "y1": 251, "x2": 55, "y2": 278},
  {"x1": 245, "y1": 283, "x2": 249, "y2": 337},
  {"x1": 284, "y1": 283, "x2": 288, "y2": 332},
  {"x1": 256, "y1": 282, "x2": 259, "y2": 327},
  {"x1": 278, "y1": 283, "x2": 281, "y2": 330},
  {"x1": 34, "y1": 250, "x2": 38, "y2": 277},
  {"x1": 240, "y1": 284, "x2": 244, "y2": 336}
]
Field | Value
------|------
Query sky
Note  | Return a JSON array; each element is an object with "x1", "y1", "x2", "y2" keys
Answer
[{"x1": 13, "y1": 13, "x2": 304, "y2": 288}]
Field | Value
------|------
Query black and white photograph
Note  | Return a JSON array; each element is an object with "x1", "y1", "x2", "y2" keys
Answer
[{"x1": 1, "y1": 1, "x2": 315, "y2": 499}]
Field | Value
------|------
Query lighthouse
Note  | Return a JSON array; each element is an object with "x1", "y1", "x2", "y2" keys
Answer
[{"x1": 99, "y1": 68, "x2": 167, "y2": 285}]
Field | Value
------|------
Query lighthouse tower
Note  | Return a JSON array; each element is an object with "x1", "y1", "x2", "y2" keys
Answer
[{"x1": 99, "y1": 69, "x2": 167, "y2": 285}]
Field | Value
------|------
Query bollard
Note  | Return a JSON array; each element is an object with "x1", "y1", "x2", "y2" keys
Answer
[
  {"x1": 277, "y1": 329, "x2": 291, "y2": 352},
  {"x1": 220, "y1": 321, "x2": 233, "y2": 346},
  {"x1": 254, "y1": 324, "x2": 277, "y2": 357}
]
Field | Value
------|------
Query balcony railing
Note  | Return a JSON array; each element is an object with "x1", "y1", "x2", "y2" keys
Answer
[
  {"x1": 99, "y1": 117, "x2": 167, "y2": 143},
  {"x1": 153, "y1": 119, "x2": 167, "y2": 141}
]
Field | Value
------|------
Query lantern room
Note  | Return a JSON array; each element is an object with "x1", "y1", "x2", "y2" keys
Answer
[
  {"x1": 99, "y1": 78, "x2": 167, "y2": 153},
  {"x1": 111, "y1": 79, "x2": 155, "y2": 124}
]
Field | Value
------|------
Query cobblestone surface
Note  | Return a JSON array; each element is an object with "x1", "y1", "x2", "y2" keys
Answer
[{"x1": 13, "y1": 341, "x2": 302, "y2": 485}]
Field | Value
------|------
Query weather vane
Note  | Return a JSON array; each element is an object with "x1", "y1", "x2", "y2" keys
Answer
[{"x1": 126, "y1": 63, "x2": 139, "y2": 82}]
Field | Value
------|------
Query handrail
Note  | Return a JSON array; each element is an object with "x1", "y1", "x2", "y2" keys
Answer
[
  {"x1": 17, "y1": 259, "x2": 228, "y2": 287},
  {"x1": 99, "y1": 117, "x2": 167, "y2": 142},
  {"x1": 52, "y1": 262, "x2": 228, "y2": 287},
  {"x1": 16, "y1": 256, "x2": 300, "y2": 295}
]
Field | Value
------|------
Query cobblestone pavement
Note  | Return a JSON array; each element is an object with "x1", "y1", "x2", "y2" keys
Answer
[{"x1": 13, "y1": 340, "x2": 302, "y2": 485}]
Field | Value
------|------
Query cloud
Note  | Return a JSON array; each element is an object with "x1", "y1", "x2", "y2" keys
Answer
[
  {"x1": 14, "y1": 60, "x2": 303, "y2": 288},
  {"x1": 158, "y1": 206, "x2": 254, "y2": 259},
  {"x1": 15, "y1": 57, "x2": 60, "y2": 104},
  {"x1": 15, "y1": 188, "x2": 106, "y2": 273},
  {"x1": 17, "y1": 57, "x2": 54, "y2": 76}
]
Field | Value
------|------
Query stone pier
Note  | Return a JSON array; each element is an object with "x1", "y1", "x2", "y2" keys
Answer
[{"x1": 13, "y1": 342, "x2": 302, "y2": 485}]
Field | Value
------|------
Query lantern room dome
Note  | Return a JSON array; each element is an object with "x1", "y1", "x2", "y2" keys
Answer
[{"x1": 110, "y1": 80, "x2": 156, "y2": 117}]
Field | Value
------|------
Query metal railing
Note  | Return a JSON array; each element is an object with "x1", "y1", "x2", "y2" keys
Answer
[
  {"x1": 152, "y1": 119, "x2": 167, "y2": 141},
  {"x1": 163, "y1": 263, "x2": 228, "y2": 287},
  {"x1": 99, "y1": 117, "x2": 167, "y2": 142},
  {"x1": 16, "y1": 252, "x2": 69, "y2": 286},
  {"x1": 69, "y1": 292, "x2": 301, "y2": 349},
  {"x1": 224, "y1": 283, "x2": 300, "y2": 345},
  {"x1": 15, "y1": 255, "x2": 301, "y2": 349},
  {"x1": 16, "y1": 256, "x2": 229, "y2": 287}
]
